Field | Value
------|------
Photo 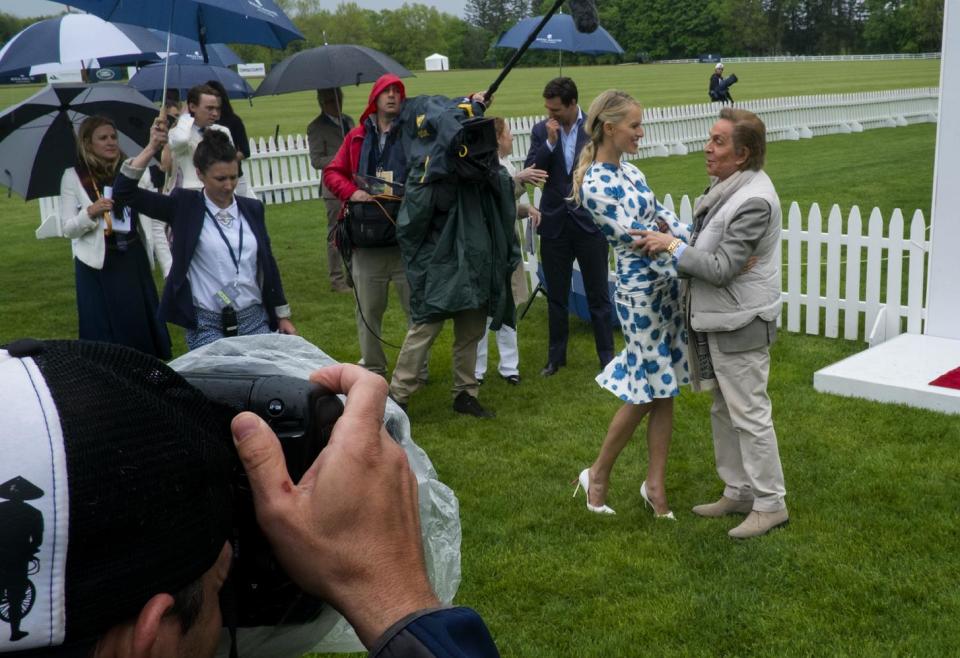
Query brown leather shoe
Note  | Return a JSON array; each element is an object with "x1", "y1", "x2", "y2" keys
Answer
[
  {"x1": 728, "y1": 509, "x2": 789, "y2": 539},
  {"x1": 691, "y1": 496, "x2": 753, "y2": 518}
]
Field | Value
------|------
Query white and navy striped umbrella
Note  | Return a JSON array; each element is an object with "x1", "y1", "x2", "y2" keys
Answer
[
  {"x1": 0, "y1": 83, "x2": 158, "y2": 200},
  {"x1": 0, "y1": 14, "x2": 167, "y2": 76}
]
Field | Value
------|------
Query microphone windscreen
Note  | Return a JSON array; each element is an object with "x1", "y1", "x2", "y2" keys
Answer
[{"x1": 567, "y1": 0, "x2": 599, "y2": 33}]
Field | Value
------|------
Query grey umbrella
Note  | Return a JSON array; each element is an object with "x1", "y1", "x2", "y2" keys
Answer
[
  {"x1": 253, "y1": 44, "x2": 414, "y2": 97},
  {"x1": 0, "y1": 83, "x2": 157, "y2": 200}
]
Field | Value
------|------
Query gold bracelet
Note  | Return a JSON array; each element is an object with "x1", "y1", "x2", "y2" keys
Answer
[{"x1": 666, "y1": 238, "x2": 681, "y2": 256}]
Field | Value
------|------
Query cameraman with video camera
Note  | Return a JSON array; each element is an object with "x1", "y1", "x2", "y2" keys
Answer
[
  {"x1": 0, "y1": 339, "x2": 499, "y2": 657},
  {"x1": 709, "y1": 63, "x2": 736, "y2": 103}
]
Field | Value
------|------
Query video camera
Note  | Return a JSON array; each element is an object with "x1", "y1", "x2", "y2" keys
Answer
[
  {"x1": 182, "y1": 372, "x2": 344, "y2": 627},
  {"x1": 718, "y1": 73, "x2": 738, "y2": 92}
]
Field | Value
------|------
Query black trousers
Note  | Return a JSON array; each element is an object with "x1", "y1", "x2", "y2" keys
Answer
[{"x1": 539, "y1": 221, "x2": 614, "y2": 368}]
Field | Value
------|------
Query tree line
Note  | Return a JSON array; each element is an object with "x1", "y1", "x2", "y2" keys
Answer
[
  {"x1": 253, "y1": 0, "x2": 944, "y2": 70},
  {"x1": 1, "y1": 0, "x2": 943, "y2": 73}
]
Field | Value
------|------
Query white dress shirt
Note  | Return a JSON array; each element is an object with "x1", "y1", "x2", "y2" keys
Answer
[{"x1": 187, "y1": 192, "x2": 261, "y2": 312}]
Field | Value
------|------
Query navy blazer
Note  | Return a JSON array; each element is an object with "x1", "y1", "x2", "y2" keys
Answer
[
  {"x1": 114, "y1": 169, "x2": 289, "y2": 330},
  {"x1": 523, "y1": 113, "x2": 598, "y2": 240}
]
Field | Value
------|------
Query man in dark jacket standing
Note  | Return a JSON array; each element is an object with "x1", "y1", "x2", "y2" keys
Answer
[
  {"x1": 308, "y1": 87, "x2": 355, "y2": 292},
  {"x1": 524, "y1": 77, "x2": 613, "y2": 376}
]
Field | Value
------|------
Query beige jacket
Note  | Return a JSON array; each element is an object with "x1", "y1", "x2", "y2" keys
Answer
[{"x1": 679, "y1": 170, "x2": 782, "y2": 335}]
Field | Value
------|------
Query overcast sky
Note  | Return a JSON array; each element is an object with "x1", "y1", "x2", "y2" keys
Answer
[{"x1": 0, "y1": 0, "x2": 469, "y2": 20}]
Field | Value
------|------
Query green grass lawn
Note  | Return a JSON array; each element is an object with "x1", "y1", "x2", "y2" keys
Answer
[
  {"x1": 1, "y1": 117, "x2": 957, "y2": 656},
  {"x1": 0, "y1": 59, "x2": 940, "y2": 138},
  {"x1": 0, "y1": 61, "x2": 954, "y2": 656}
]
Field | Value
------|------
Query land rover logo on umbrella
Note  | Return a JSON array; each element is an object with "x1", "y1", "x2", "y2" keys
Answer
[{"x1": 95, "y1": 68, "x2": 116, "y2": 81}]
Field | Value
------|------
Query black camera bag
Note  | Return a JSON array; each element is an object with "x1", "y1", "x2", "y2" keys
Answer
[{"x1": 344, "y1": 197, "x2": 401, "y2": 248}]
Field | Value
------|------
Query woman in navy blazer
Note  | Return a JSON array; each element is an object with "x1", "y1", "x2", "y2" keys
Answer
[{"x1": 114, "y1": 120, "x2": 296, "y2": 350}]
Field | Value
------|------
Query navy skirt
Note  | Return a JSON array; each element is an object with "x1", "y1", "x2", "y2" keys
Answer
[{"x1": 75, "y1": 235, "x2": 171, "y2": 360}]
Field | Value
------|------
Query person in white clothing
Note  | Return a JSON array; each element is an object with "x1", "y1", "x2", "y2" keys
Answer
[
  {"x1": 168, "y1": 84, "x2": 255, "y2": 198},
  {"x1": 474, "y1": 117, "x2": 547, "y2": 385},
  {"x1": 59, "y1": 115, "x2": 172, "y2": 359}
]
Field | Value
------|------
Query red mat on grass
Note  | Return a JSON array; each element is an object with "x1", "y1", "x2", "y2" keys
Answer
[{"x1": 929, "y1": 367, "x2": 960, "y2": 390}]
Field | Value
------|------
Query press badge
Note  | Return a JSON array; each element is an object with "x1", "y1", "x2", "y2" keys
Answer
[
  {"x1": 213, "y1": 285, "x2": 240, "y2": 310},
  {"x1": 111, "y1": 207, "x2": 133, "y2": 234}
]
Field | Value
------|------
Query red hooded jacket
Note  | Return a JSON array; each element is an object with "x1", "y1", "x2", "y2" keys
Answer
[{"x1": 321, "y1": 74, "x2": 407, "y2": 210}]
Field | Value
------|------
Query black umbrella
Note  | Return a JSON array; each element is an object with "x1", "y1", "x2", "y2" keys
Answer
[
  {"x1": 254, "y1": 44, "x2": 414, "y2": 97},
  {"x1": 0, "y1": 83, "x2": 157, "y2": 201}
]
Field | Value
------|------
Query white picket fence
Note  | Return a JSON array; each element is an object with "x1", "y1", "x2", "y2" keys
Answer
[
  {"x1": 505, "y1": 87, "x2": 938, "y2": 167},
  {"x1": 237, "y1": 87, "x2": 941, "y2": 204},
  {"x1": 515, "y1": 190, "x2": 929, "y2": 346},
  {"x1": 660, "y1": 52, "x2": 941, "y2": 64},
  {"x1": 36, "y1": 189, "x2": 928, "y2": 345}
]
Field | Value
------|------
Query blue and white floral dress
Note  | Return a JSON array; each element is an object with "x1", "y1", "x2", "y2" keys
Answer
[{"x1": 581, "y1": 161, "x2": 692, "y2": 403}]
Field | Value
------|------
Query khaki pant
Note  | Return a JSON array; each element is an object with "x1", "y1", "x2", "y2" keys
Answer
[
  {"x1": 708, "y1": 332, "x2": 787, "y2": 512},
  {"x1": 324, "y1": 196, "x2": 347, "y2": 288},
  {"x1": 352, "y1": 246, "x2": 412, "y2": 376},
  {"x1": 390, "y1": 307, "x2": 487, "y2": 404}
]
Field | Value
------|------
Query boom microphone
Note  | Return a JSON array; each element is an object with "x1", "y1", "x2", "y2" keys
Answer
[{"x1": 568, "y1": 0, "x2": 599, "y2": 34}]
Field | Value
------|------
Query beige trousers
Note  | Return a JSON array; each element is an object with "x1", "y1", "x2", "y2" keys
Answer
[
  {"x1": 324, "y1": 197, "x2": 347, "y2": 287},
  {"x1": 351, "y1": 246, "x2": 412, "y2": 376},
  {"x1": 390, "y1": 307, "x2": 487, "y2": 404},
  {"x1": 707, "y1": 332, "x2": 787, "y2": 512}
]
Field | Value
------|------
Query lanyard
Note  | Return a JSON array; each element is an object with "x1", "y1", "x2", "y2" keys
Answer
[{"x1": 205, "y1": 207, "x2": 244, "y2": 276}]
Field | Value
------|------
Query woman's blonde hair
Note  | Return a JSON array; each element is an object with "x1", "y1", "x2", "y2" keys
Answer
[
  {"x1": 570, "y1": 90, "x2": 641, "y2": 205},
  {"x1": 76, "y1": 116, "x2": 124, "y2": 183}
]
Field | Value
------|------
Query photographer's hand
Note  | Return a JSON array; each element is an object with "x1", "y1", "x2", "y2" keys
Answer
[{"x1": 231, "y1": 365, "x2": 439, "y2": 647}]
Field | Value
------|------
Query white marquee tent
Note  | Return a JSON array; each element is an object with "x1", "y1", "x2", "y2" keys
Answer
[{"x1": 425, "y1": 53, "x2": 449, "y2": 71}]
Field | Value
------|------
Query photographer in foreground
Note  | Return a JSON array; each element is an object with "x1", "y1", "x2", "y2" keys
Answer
[{"x1": 0, "y1": 339, "x2": 498, "y2": 657}]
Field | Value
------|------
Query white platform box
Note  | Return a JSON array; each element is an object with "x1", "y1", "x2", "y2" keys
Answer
[{"x1": 813, "y1": 333, "x2": 960, "y2": 415}]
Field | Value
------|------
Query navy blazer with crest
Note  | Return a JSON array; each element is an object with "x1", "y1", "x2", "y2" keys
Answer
[
  {"x1": 114, "y1": 167, "x2": 289, "y2": 331},
  {"x1": 523, "y1": 111, "x2": 599, "y2": 240}
]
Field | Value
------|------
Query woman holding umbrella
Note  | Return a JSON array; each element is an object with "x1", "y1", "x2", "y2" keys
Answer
[
  {"x1": 60, "y1": 116, "x2": 172, "y2": 359},
  {"x1": 114, "y1": 118, "x2": 296, "y2": 350}
]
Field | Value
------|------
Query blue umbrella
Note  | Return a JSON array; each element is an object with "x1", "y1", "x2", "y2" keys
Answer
[
  {"x1": 0, "y1": 14, "x2": 166, "y2": 76},
  {"x1": 129, "y1": 62, "x2": 253, "y2": 101},
  {"x1": 146, "y1": 29, "x2": 243, "y2": 68},
  {"x1": 49, "y1": 0, "x2": 302, "y2": 113},
  {"x1": 54, "y1": 0, "x2": 304, "y2": 49},
  {"x1": 496, "y1": 14, "x2": 623, "y2": 56}
]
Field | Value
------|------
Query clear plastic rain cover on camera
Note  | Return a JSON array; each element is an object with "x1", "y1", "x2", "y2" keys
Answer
[{"x1": 170, "y1": 334, "x2": 462, "y2": 657}]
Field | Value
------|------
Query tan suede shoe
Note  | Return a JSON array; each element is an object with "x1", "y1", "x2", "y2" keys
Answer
[
  {"x1": 728, "y1": 509, "x2": 789, "y2": 539},
  {"x1": 691, "y1": 496, "x2": 753, "y2": 518}
]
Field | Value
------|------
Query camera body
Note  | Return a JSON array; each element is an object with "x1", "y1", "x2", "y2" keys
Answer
[{"x1": 183, "y1": 372, "x2": 344, "y2": 627}]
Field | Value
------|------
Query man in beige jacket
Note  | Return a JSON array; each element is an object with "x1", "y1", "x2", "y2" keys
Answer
[{"x1": 637, "y1": 107, "x2": 788, "y2": 539}]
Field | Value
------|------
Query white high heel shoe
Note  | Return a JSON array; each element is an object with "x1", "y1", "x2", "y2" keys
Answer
[
  {"x1": 641, "y1": 481, "x2": 676, "y2": 520},
  {"x1": 573, "y1": 468, "x2": 616, "y2": 515}
]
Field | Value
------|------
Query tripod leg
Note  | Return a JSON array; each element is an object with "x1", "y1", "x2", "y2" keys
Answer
[{"x1": 519, "y1": 281, "x2": 544, "y2": 321}]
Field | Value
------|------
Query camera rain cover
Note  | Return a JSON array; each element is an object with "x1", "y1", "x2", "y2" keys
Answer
[{"x1": 170, "y1": 334, "x2": 463, "y2": 657}]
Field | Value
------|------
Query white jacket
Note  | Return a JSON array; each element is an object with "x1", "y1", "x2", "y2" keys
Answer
[{"x1": 59, "y1": 168, "x2": 172, "y2": 276}]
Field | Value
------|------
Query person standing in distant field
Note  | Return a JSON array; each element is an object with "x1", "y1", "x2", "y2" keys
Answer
[
  {"x1": 524, "y1": 77, "x2": 614, "y2": 378},
  {"x1": 709, "y1": 63, "x2": 734, "y2": 103},
  {"x1": 309, "y1": 87, "x2": 355, "y2": 293}
]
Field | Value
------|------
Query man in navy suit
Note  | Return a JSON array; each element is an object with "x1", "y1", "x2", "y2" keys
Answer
[{"x1": 524, "y1": 77, "x2": 613, "y2": 376}]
